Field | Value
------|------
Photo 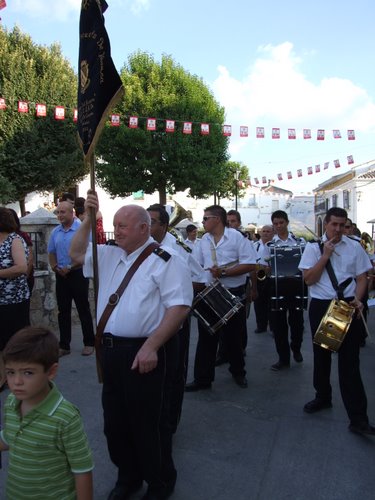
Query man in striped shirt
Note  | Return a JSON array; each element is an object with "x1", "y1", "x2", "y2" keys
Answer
[{"x1": 0, "y1": 326, "x2": 94, "y2": 499}]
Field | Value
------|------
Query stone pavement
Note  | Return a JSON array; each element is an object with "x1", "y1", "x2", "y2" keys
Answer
[{"x1": 1, "y1": 307, "x2": 375, "y2": 499}]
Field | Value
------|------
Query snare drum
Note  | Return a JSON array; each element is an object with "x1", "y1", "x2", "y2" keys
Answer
[
  {"x1": 192, "y1": 280, "x2": 243, "y2": 335},
  {"x1": 269, "y1": 245, "x2": 308, "y2": 310},
  {"x1": 313, "y1": 299, "x2": 355, "y2": 352}
]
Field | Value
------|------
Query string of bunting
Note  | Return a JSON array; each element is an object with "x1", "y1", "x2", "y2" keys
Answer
[
  {"x1": 251, "y1": 156, "x2": 354, "y2": 185},
  {"x1": 0, "y1": 96, "x2": 356, "y2": 141},
  {"x1": 0, "y1": 96, "x2": 357, "y2": 180}
]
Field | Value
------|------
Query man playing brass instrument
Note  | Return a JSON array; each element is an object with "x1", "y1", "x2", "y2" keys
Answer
[
  {"x1": 253, "y1": 225, "x2": 274, "y2": 333},
  {"x1": 299, "y1": 207, "x2": 375, "y2": 436}
]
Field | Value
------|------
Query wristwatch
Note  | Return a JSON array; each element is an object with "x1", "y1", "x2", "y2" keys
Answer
[
  {"x1": 67, "y1": 264, "x2": 72, "y2": 270},
  {"x1": 221, "y1": 269, "x2": 227, "y2": 277}
]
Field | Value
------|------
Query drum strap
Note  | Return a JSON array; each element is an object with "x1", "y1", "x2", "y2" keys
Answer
[{"x1": 319, "y1": 243, "x2": 352, "y2": 300}]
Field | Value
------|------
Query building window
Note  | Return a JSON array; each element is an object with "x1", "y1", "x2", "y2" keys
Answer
[
  {"x1": 343, "y1": 190, "x2": 350, "y2": 209},
  {"x1": 247, "y1": 194, "x2": 256, "y2": 207},
  {"x1": 332, "y1": 194, "x2": 338, "y2": 207}
]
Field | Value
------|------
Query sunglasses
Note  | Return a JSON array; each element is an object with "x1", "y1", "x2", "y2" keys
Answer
[{"x1": 202, "y1": 216, "x2": 217, "y2": 222}]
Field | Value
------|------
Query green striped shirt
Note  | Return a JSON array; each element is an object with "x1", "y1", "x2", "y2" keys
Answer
[{"x1": 1, "y1": 382, "x2": 94, "y2": 499}]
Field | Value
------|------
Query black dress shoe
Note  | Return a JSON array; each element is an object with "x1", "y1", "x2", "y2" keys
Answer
[
  {"x1": 254, "y1": 327, "x2": 266, "y2": 333},
  {"x1": 348, "y1": 422, "x2": 375, "y2": 436},
  {"x1": 303, "y1": 398, "x2": 332, "y2": 414},
  {"x1": 215, "y1": 356, "x2": 228, "y2": 366},
  {"x1": 184, "y1": 381, "x2": 212, "y2": 392},
  {"x1": 142, "y1": 484, "x2": 173, "y2": 500},
  {"x1": 233, "y1": 375, "x2": 248, "y2": 388},
  {"x1": 108, "y1": 480, "x2": 143, "y2": 499},
  {"x1": 293, "y1": 351, "x2": 303, "y2": 363},
  {"x1": 270, "y1": 361, "x2": 290, "y2": 371}
]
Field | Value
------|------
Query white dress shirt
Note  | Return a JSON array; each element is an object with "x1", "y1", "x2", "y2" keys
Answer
[
  {"x1": 193, "y1": 227, "x2": 257, "y2": 288},
  {"x1": 298, "y1": 234, "x2": 372, "y2": 299},
  {"x1": 83, "y1": 237, "x2": 193, "y2": 337}
]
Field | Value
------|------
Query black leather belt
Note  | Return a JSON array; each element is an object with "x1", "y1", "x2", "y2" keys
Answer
[{"x1": 102, "y1": 333, "x2": 147, "y2": 348}]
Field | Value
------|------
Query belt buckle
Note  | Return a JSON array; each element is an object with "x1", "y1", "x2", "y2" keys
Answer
[
  {"x1": 103, "y1": 336, "x2": 113, "y2": 348},
  {"x1": 108, "y1": 293, "x2": 119, "y2": 306}
]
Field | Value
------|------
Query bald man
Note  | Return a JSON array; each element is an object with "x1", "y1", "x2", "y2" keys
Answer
[
  {"x1": 70, "y1": 194, "x2": 193, "y2": 500},
  {"x1": 48, "y1": 201, "x2": 95, "y2": 357}
]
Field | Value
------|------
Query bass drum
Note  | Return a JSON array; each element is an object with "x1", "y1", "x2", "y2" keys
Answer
[{"x1": 269, "y1": 245, "x2": 308, "y2": 311}]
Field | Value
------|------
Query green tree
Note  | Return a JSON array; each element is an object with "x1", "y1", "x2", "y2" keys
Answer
[
  {"x1": 215, "y1": 161, "x2": 249, "y2": 203},
  {"x1": 96, "y1": 51, "x2": 229, "y2": 205},
  {"x1": 0, "y1": 26, "x2": 86, "y2": 213}
]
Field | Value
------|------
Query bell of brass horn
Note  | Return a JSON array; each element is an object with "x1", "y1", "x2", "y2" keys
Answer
[
  {"x1": 256, "y1": 264, "x2": 267, "y2": 281},
  {"x1": 169, "y1": 201, "x2": 191, "y2": 227}
]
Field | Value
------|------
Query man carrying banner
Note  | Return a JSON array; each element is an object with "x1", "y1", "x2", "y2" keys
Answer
[{"x1": 70, "y1": 192, "x2": 193, "y2": 499}]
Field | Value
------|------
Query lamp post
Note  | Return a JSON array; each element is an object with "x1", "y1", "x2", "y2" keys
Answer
[{"x1": 234, "y1": 169, "x2": 240, "y2": 211}]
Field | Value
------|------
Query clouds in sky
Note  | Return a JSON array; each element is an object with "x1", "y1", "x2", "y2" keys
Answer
[
  {"x1": 11, "y1": 0, "x2": 150, "y2": 20},
  {"x1": 212, "y1": 42, "x2": 375, "y2": 134}
]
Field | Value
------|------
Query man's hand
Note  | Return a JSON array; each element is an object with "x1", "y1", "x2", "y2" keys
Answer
[
  {"x1": 349, "y1": 297, "x2": 364, "y2": 318},
  {"x1": 131, "y1": 344, "x2": 158, "y2": 374},
  {"x1": 209, "y1": 265, "x2": 221, "y2": 279}
]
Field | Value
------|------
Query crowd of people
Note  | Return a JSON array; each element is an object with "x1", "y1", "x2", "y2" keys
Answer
[{"x1": 1, "y1": 197, "x2": 375, "y2": 499}]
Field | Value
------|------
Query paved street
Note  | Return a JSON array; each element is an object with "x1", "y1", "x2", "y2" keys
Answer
[{"x1": 1, "y1": 306, "x2": 375, "y2": 499}]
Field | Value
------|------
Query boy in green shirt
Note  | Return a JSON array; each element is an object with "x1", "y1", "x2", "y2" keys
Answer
[{"x1": 0, "y1": 326, "x2": 94, "y2": 500}]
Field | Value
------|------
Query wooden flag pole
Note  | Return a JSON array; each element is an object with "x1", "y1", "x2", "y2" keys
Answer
[{"x1": 88, "y1": 152, "x2": 102, "y2": 382}]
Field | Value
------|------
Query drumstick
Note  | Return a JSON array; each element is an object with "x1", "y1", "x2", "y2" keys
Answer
[{"x1": 353, "y1": 294, "x2": 372, "y2": 339}]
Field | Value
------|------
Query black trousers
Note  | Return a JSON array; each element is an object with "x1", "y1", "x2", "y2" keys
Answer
[
  {"x1": 102, "y1": 337, "x2": 166, "y2": 492},
  {"x1": 253, "y1": 278, "x2": 271, "y2": 330},
  {"x1": 194, "y1": 286, "x2": 246, "y2": 384},
  {"x1": 0, "y1": 300, "x2": 30, "y2": 351},
  {"x1": 270, "y1": 308, "x2": 304, "y2": 364},
  {"x1": 309, "y1": 298, "x2": 369, "y2": 425},
  {"x1": 55, "y1": 269, "x2": 95, "y2": 350}
]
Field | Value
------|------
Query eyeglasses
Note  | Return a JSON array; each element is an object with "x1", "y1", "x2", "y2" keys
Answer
[{"x1": 202, "y1": 216, "x2": 217, "y2": 222}]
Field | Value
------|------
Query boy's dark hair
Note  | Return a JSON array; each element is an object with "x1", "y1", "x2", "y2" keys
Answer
[
  {"x1": 205, "y1": 205, "x2": 227, "y2": 226},
  {"x1": 3, "y1": 327, "x2": 59, "y2": 371},
  {"x1": 227, "y1": 209, "x2": 241, "y2": 223},
  {"x1": 147, "y1": 204, "x2": 170, "y2": 225},
  {"x1": 271, "y1": 210, "x2": 289, "y2": 222},
  {"x1": 0, "y1": 207, "x2": 18, "y2": 233},
  {"x1": 186, "y1": 224, "x2": 197, "y2": 233},
  {"x1": 324, "y1": 207, "x2": 347, "y2": 223}
]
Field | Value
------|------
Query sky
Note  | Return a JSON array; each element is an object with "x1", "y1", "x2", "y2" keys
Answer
[{"x1": 1, "y1": 0, "x2": 375, "y2": 194}]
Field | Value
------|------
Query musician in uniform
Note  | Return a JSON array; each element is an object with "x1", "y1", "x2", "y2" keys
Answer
[
  {"x1": 185, "y1": 205, "x2": 256, "y2": 390},
  {"x1": 253, "y1": 225, "x2": 274, "y2": 333},
  {"x1": 267, "y1": 210, "x2": 306, "y2": 370},
  {"x1": 70, "y1": 194, "x2": 193, "y2": 499},
  {"x1": 298, "y1": 207, "x2": 375, "y2": 435}
]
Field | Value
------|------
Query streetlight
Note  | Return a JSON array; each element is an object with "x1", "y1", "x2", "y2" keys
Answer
[{"x1": 234, "y1": 169, "x2": 240, "y2": 210}]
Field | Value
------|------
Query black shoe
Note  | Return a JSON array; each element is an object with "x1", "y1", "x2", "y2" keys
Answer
[
  {"x1": 185, "y1": 381, "x2": 212, "y2": 392},
  {"x1": 215, "y1": 356, "x2": 228, "y2": 366},
  {"x1": 293, "y1": 351, "x2": 303, "y2": 363},
  {"x1": 303, "y1": 398, "x2": 332, "y2": 414},
  {"x1": 233, "y1": 375, "x2": 248, "y2": 388},
  {"x1": 254, "y1": 327, "x2": 266, "y2": 333},
  {"x1": 348, "y1": 422, "x2": 375, "y2": 436},
  {"x1": 270, "y1": 361, "x2": 290, "y2": 371},
  {"x1": 108, "y1": 480, "x2": 143, "y2": 499},
  {"x1": 142, "y1": 484, "x2": 174, "y2": 500}
]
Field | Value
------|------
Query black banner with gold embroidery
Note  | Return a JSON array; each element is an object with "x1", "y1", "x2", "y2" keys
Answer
[{"x1": 77, "y1": 0, "x2": 124, "y2": 158}]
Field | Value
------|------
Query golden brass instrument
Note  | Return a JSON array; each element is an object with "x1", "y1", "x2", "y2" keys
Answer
[
  {"x1": 168, "y1": 201, "x2": 191, "y2": 242},
  {"x1": 256, "y1": 264, "x2": 268, "y2": 281},
  {"x1": 169, "y1": 201, "x2": 191, "y2": 227},
  {"x1": 313, "y1": 299, "x2": 355, "y2": 352}
]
